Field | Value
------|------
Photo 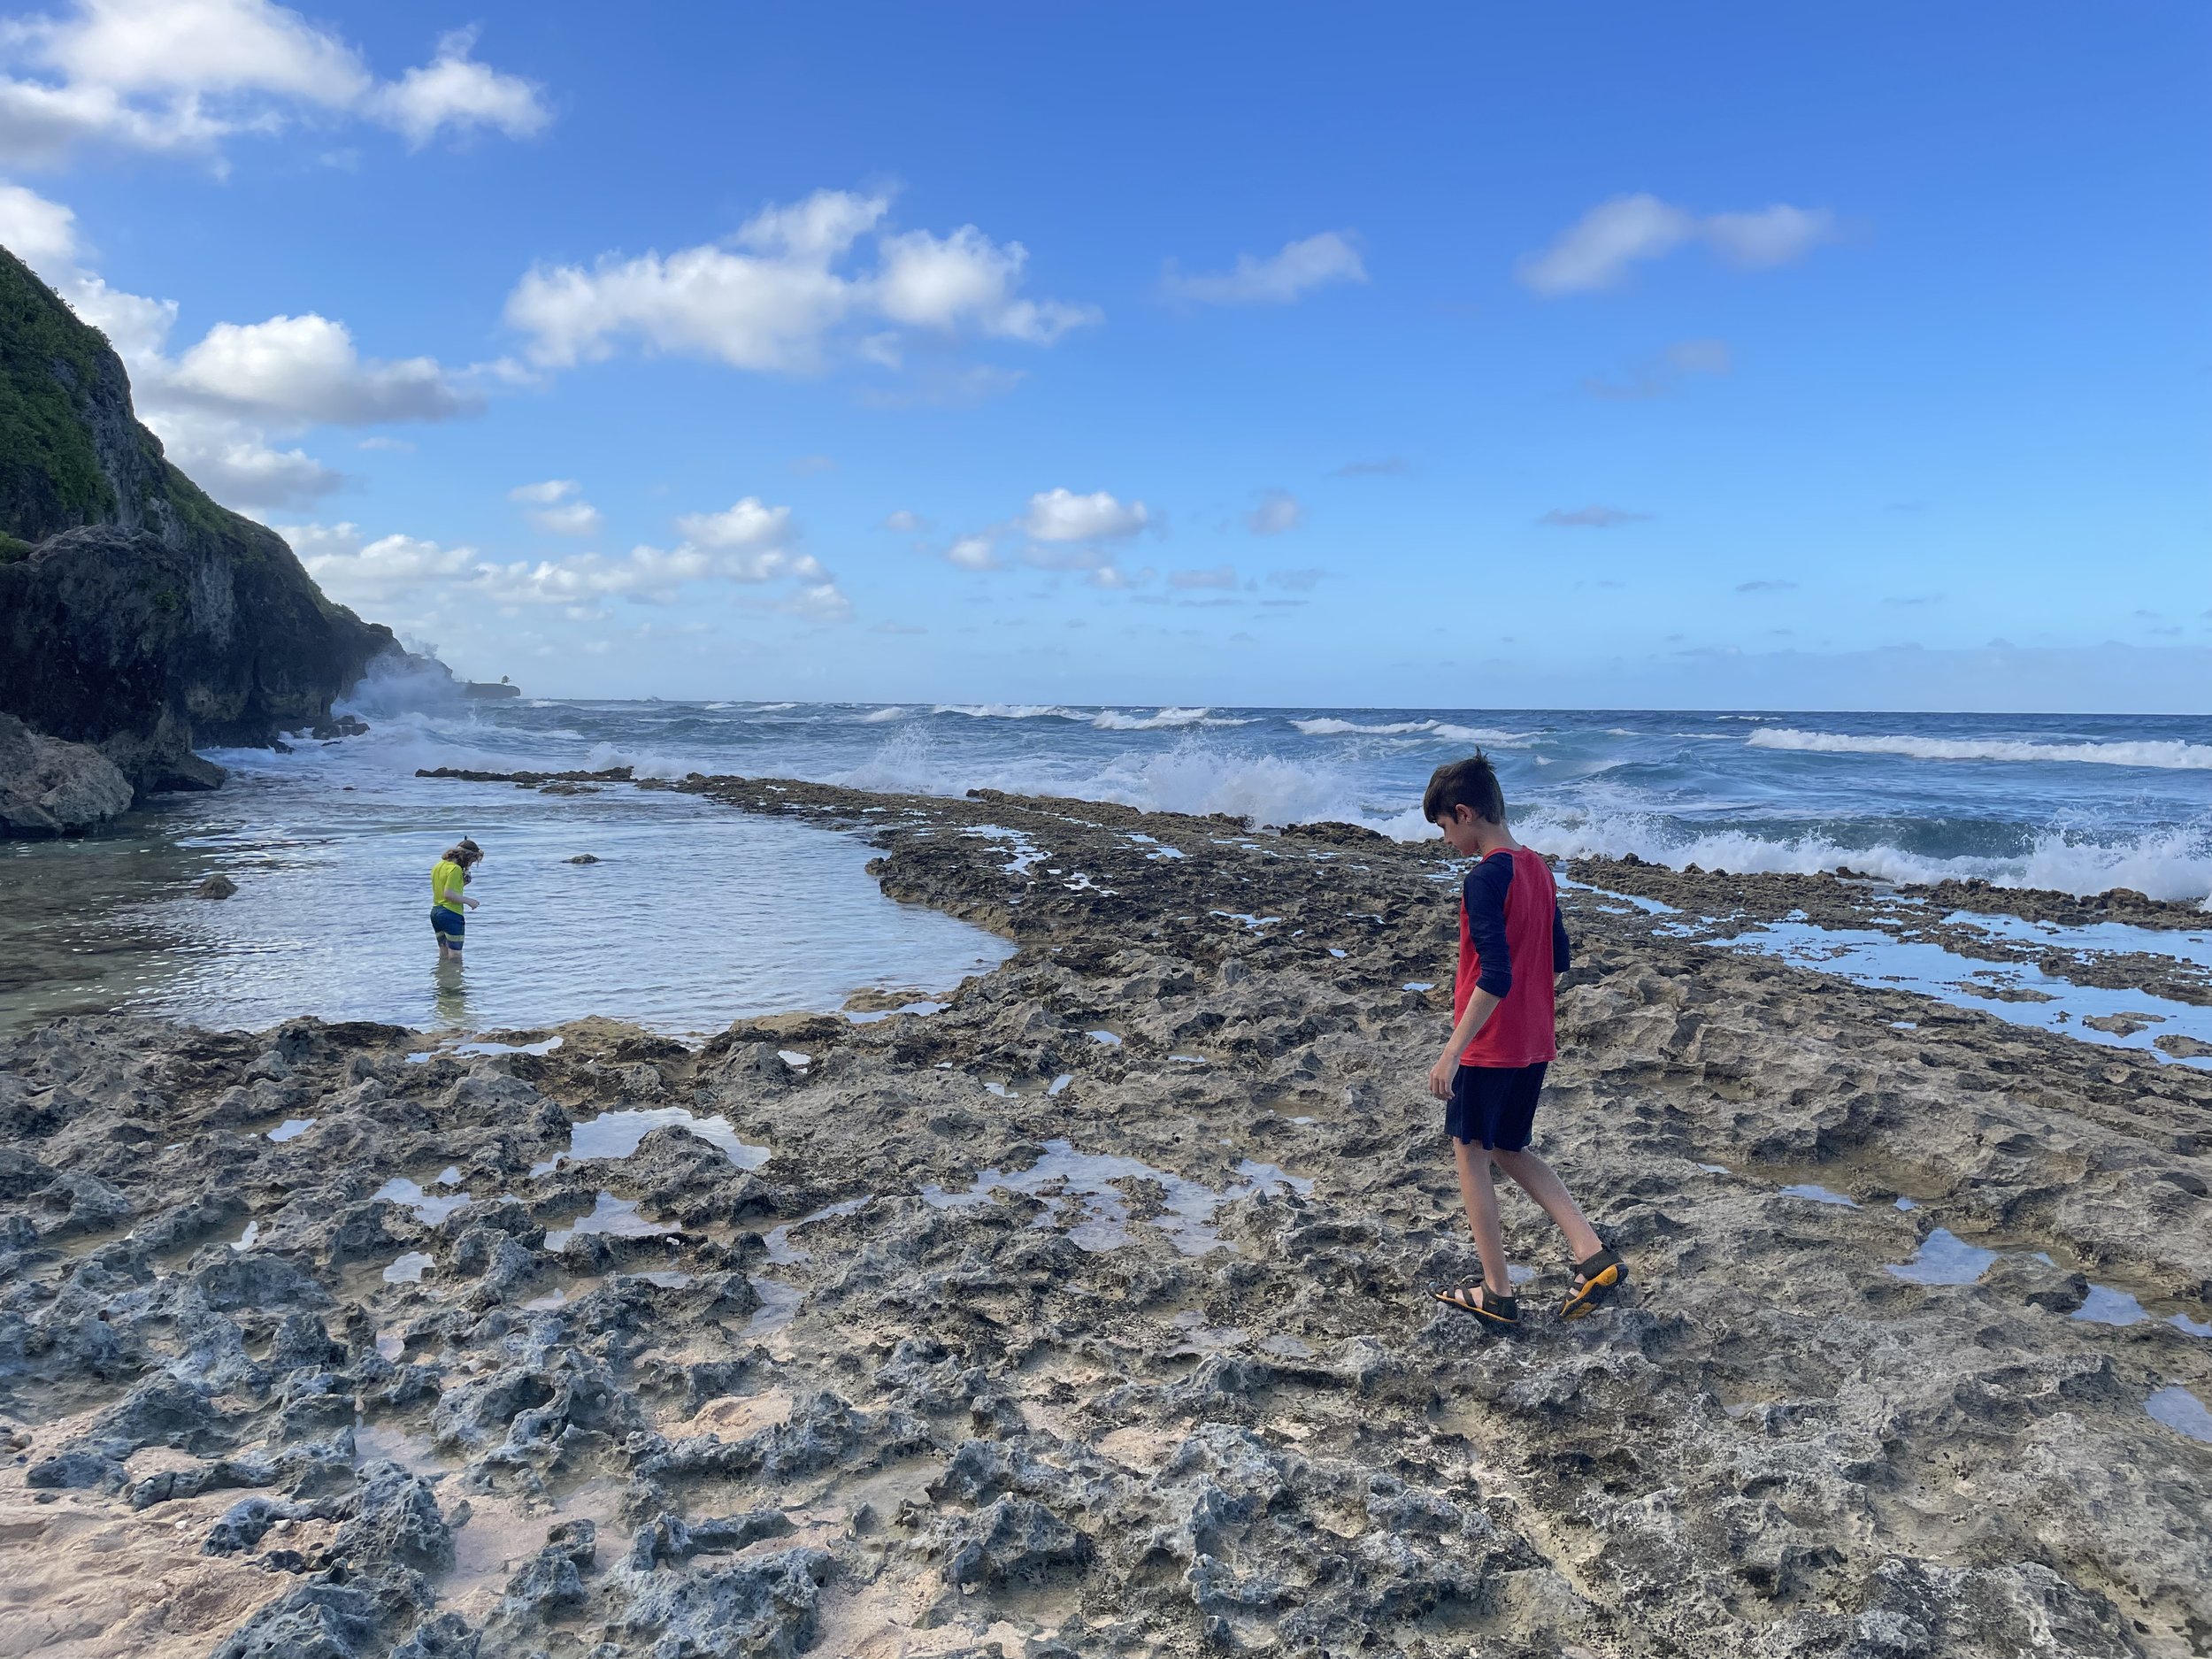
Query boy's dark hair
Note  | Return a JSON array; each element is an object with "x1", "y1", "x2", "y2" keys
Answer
[{"x1": 1424, "y1": 752, "x2": 1506, "y2": 826}]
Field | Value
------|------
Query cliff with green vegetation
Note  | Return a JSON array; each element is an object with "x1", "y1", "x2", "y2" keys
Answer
[{"x1": 0, "y1": 243, "x2": 403, "y2": 829}]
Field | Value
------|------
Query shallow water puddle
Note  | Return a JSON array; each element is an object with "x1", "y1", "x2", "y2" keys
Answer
[
  {"x1": 1942, "y1": 910, "x2": 2212, "y2": 972},
  {"x1": 354, "y1": 1420, "x2": 453, "y2": 1478},
  {"x1": 744, "y1": 1275, "x2": 808, "y2": 1339},
  {"x1": 1878, "y1": 1226, "x2": 2211, "y2": 1337},
  {"x1": 921, "y1": 1139, "x2": 1312, "y2": 1255},
  {"x1": 981, "y1": 1073, "x2": 1073, "y2": 1099},
  {"x1": 760, "y1": 1196, "x2": 872, "y2": 1266},
  {"x1": 267, "y1": 1118, "x2": 316, "y2": 1142},
  {"x1": 383, "y1": 1251, "x2": 434, "y2": 1284},
  {"x1": 530, "y1": 1107, "x2": 768, "y2": 1176},
  {"x1": 406, "y1": 1035, "x2": 565, "y2": 1064},
  {"x1": 1734, "y1": 1164, "x2": 2212, "y2": 1335},
  {"x1": 2147, "y1": 1386, "x2": 2212, "y2": 1443},
  {"x1": 438, "y1": 1477, "x2": 629, "y2": 1619},
  {"x1": 543, "y1": 1192, "x2": 676, "y2": 1249},
  {"x1": 230, "y1": 1219, "x2": 259, "y2": 1251},
  {"x1": 1210, "y1": 910, "x2": 1282, "y2": 930},
  {"x1": 1710, "y1": 920, "x2": 2212, "y2": 1066},
  {"x1": 1779, "y1": 1184, "x2": 1858, "y2": 1208},
  {"x1": 961, "y1": 825, "x2": 1047, "y2": 879},
  {"x1": 1558, "y1": 877, "x2": 1680, "y2": 917},
  {"x1": 1167, "y1": 1311, "x2": 1248, "y2": 1354},
  {"x1": 372, "y1": 1176, "x2": 474, "y2": 1225},
  {"x1": 1888, "y1": 1228, "x2": 1999, "y2": 1285}
]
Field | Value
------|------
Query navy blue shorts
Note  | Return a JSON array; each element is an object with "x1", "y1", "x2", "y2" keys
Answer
[
  {"x1": 431, "y1": 907, "x2": 465, "y2": 944},
  {"x1": 1447, "y1": 1062, "x2": 1547, "y2": 1151}
]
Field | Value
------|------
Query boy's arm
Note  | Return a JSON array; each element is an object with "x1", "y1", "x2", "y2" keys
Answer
[
  {"x1": 1427, "y1": 856, "x2": 1515, "y2": 1097},
  {"x1": 1429, "y1": 988, "x2": 1500, "y2": 1097}
]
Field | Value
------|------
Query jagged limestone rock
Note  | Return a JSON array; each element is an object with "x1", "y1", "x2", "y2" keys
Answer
[{"x1": 0, "y1": 710, "x2": 132, "y2": 833}]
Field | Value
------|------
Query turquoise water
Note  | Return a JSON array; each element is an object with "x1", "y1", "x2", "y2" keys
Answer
[{"x1": 0, "y1": 755, "x2": 1010, "y2": 1034}]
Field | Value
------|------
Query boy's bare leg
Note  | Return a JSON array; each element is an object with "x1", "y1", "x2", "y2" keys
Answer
[
  {"x1": 1450, "y1": 1139, "x2": 1513, "y2": 1295},
  {"x1": 1490, "y1": 1147, "x2": 1603, "y2": 1262}
]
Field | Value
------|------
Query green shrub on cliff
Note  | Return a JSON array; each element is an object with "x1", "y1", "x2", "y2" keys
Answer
[{"x1": 0, "y1": 245, "x2": 119, "y2": 540}]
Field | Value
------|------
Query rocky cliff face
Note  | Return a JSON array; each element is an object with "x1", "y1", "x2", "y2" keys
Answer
[{"x1": 0, "y1": 244, "x2": 400, "y2": 826}]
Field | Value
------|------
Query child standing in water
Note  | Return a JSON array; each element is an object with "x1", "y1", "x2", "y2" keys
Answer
[
  {"x1": 1422, "y1": 754, "x2": 1624, "y2": 1329},
  {"x1": 431, "y1": 838, "x2": 482, "y2": 962}
]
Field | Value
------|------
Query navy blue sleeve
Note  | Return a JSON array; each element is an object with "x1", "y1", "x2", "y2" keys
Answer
[
  {"x1": 1553, "y1": 902, "x2": 1571, "y2": 974},
  {"x1": 1462, "y1": 854, "x2": 1515, "y2": 998}
]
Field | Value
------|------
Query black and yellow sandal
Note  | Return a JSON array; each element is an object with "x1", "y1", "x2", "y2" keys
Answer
[
  {"x1": 1433, "y1": 1282, "x2": 1520, "y2": 1329},
  {"x1": 1559, "y1": 1247, "x2": 1626, "y2": 1321}
]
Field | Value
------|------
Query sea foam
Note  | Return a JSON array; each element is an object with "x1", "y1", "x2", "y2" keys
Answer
[{"x1": 1749, "y1": 728, "x2": 2212, "y2": 771}]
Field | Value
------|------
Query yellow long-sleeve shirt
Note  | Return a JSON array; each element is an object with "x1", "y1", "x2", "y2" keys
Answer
[{"x1": 432, "y1": 858, "x2": 469, "y2": 913}]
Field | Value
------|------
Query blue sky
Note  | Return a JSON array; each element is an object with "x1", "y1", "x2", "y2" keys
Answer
[{"x1": 3, "y1": 2, "x2": 2206, "y2": 710}]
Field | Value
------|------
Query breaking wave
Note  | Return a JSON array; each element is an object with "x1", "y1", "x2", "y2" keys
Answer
[
  {"x1": 1517, "y1": 806, "x2": 2212, "y2": 905},
  {"x1": 1749, "y1": 728, "x2": 2212, "y2": 771},
  {"x1": 1089, "y1": 707, "x2": 1215, "y2": 731},
  {"x1": 1292, "y1": 717, "x2": 1527, "y2": 744},
  {"x1": 933, "y1": 703, "x2": 1082, "y2": 721}
]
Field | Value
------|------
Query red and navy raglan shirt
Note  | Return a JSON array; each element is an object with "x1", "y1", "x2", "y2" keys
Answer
[{"x1": 1453, "y1": 847, "x2": 1572, "y2": 1069}]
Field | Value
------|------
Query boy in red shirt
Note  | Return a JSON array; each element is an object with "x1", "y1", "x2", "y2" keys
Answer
[{"x1": 1422, "y1": 753, "x2": 1624, "y2": 1329}]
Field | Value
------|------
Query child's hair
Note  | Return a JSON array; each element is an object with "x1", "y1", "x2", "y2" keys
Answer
[
  {"x1": 443, "y1": 838, "x2": 482, "y2": 865},
  {"x1": 1423, "y1": 752, "x2": 1506, "y2": 826}
]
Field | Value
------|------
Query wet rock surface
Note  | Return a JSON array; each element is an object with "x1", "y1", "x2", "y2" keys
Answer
[
  {"x1": 0, "y1": 710, "x2": 135, "y2": 835},
  {"x1": 1567, "y1": 854, "x2": 2212, "y2": 1010},
  {"x1": 2, "y1": 773, "x2": 2208, "y2": 1657}
]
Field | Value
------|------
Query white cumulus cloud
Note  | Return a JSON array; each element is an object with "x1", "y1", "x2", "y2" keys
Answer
[
  {"x1": 282, "y1": 521, "x2": 476, "y2": 604},
  {"x1": 507, "y1": 478, "x2": 602, "y2": 536},
  {"x1": 874, "y1": 225, "x2": 1098, "y2": 342},
  {"x1": 942, "y1": 534, "x2": 999, "y2": 572},
  {"x1": 367, "y1": 27, "x2": 549, "y2": 149},
  {"x1": 167, "y1": 312, "x2": 474, "y2": 425},
  {"x1": 1019, "y1": 488, "x2": 1148, "y2": 543},
  {"x1": 673, "y1": 496, "x2": 793, "y2": 549},
  {"x1": 1161, "y1": 231, "x2": 1366, "y2": 305},
  {"x1": 0, "y1": 0, "x2": 548, "y2": 165},
  {"x1": 1517, "y1": 194, "x2": 1840, "y2": 295},
  {"x1": 0, "y1": 176, "x2": 79, "y2": 265},
  {"x1": 281, "y1": 494, "x2": 849, "y2": 623},
  {"x1": 503, "y1": 188, "x2": 1095, "y2": 380}
]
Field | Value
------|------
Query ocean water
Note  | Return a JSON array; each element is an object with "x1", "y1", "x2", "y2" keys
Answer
[
  {"x1": 3, "y1": 690, "x2": 2208, "y2": 1035},
  {"x1": 365, "y1": 691, "x2": 2212, "y2": 897}
]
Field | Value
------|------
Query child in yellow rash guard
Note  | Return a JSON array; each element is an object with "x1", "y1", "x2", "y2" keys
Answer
[{"x1": 431, "y1": 838, "x2": 482, "y2": 961}]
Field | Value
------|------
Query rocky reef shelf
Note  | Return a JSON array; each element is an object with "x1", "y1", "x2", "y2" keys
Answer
[{"x1": 1, "y1": 772, "x2": 2208, "y2": 1657}]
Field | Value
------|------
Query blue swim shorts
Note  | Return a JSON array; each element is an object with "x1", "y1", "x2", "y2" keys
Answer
[
  {"x1": 1446, "y1": 1061, "x2": 1547, "y2": 1151},
  {"x1": 431, "y1": 906, "x2": 465, "y2": 944}
]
